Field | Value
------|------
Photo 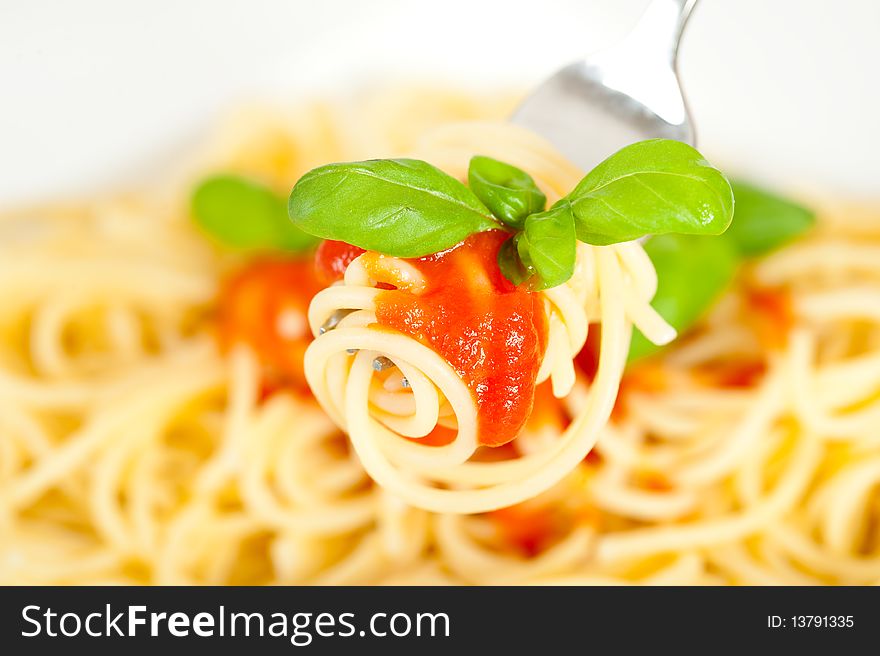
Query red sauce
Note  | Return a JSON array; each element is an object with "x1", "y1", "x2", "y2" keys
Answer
[
  {"x1": 745, "y1": 286, "x2": 794, "y2": 350},
  {"x1": 488, "y1": 500, "x2": 599, "y2": 557},
  {"x1": 315, "y1": 240, "x2": 365, "y2": 286},
  {"x1": 316, "y1": 232, "x2": 549, "y2": 447},
  {"x1": 412, "y1": 425, "x2": 458, "y2": 447},
  {"x1": 488, "y1": 503, "x2": 559, "y2": 557},
  {"x1": 374, "y1": 232, "x2": 547, "y2": 447},
  {"x1": 574, "y1": 324, "x2": 602, "y2": 381},
  {"x1": 695, "y1": 360, "x2": 766, "y2": 388},
  {"x1": 217, "y1": 258, "x2": 321, "y2": 395}
]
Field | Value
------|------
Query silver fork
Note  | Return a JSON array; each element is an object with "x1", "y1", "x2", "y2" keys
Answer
[{"x1": 512, "y1": 0, "x2": 698, "y2": 171}]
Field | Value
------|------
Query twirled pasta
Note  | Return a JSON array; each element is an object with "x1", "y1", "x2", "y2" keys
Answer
[
  {"x1": 303, "y1": 122, "x2": 675, "y2": 513},
  {"x1": 2, "y1": 89, "x2": 879, "y2": 585}
]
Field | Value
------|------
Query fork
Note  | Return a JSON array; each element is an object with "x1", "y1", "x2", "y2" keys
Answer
[{"x1": 512, "y1": 0, "x2": 698, "y2": 170}]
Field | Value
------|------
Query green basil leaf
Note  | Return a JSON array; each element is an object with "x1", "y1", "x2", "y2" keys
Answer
[
  {"x1": 725, "y1": 180, "x2": 815, "y2": 257},
  {"x1": 519, "y1": 205, "x2": 576, "y2": 291},
  {"x1": 496, "y1": 207, "x2": 576, "y2": 290},
  {"x1": 628, "y1": 233, "x2": 740, "y2": 362},
  {"x1": 497, "y1": 234, "x2": 531, "y2": 286},
  {"x1": 191, "y1": 175, "x2": 319, "y2": 252},
  {"x1": 468, "y1": 155, "x2": 546, "y2": 229},
  {"x1": 562, "y1": 139, "x2": 734, "y2": 245},
  {"x1": 288, "y1": 158, "x2": 500, "y2": 257}
]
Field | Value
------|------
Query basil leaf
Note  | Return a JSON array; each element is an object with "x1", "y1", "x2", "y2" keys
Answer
[
  {"x1": 725, "y1": 180, "x2": 815, "y2": 257},
  {"x1": 496, "y1": 207, "x2": 576, "y2": 290},
  {"x1": 468, "y1": 155, "x2": 546, "y2": 229},
  {"x1": 563, "y1": 139, "x2": 734, "y2": 245},
  {"x1": 519, "y1": 205, "x2": 576, "y2": 291},
  {"x1": 497, "y1": 234, "x2": 531, "y2": 286},
  {"x1": 628, "y1": 233, "x2": 739, "y2": 361},
  {"x1": 191, "y1": 175, "x2": 318, "y2": 252},
  {"x1": 288, "y1": 158, "x2": 499, "y2": 258}
]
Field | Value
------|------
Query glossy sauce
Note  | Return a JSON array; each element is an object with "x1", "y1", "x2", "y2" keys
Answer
[
  {"x1": 315, "y1": 239, "x2": 365, "y2": 286},
  {"x1": 218, "y1": 258, "x2": 321, "y2": 395},
  {"x1": 316, "y1": 232, "x2": 549, "y2": 447}
]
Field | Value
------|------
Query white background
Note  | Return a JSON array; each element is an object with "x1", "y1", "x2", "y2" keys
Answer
[{"x1": 1, "y1": 0, "x2": 878, "y2": 205}]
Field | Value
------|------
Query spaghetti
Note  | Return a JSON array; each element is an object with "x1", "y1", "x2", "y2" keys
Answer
[
  {"x1": 1, "y1": 89, "x2": 879, "y2": 584},
  {"x1": 299, "y1": 120, "x2": 683, "y2": 514}
]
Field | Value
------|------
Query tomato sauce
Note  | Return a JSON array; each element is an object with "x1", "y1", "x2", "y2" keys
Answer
[
  {"x1": 745, "y1": 286, "x2": 794, "y2": 350},
  {"x1": 488, "y1": 500, "x2": 599, "y2": 557},
  {"x1": 695, "y1": 360, "x2": 766, "y2": 388},
  {"x1": 574, "y1": 325, "x2": 602, "y2": 381},
  {"x1": 315, "y1": 232, "x2": 549, "y2": 447},
  {"x1": 402, "y1": 425, "x2": 458, "y2": 448},
  {"x1": 217, "y1": 258, "x2": 322, "y2": 395},
  {"x1": 488, "y1": 503, "x2": 560, "y2": 557},
  {"x1": 315, "y1": 239, "x2": 365, "y2": 286}
]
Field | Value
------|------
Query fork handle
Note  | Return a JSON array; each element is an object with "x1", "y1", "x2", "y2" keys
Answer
[{"x1": 624, "y1": 0, "x2": 698, "y2": 64}]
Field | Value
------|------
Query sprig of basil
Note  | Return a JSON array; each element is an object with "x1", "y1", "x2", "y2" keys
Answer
[
  {"x1": 628, "y1": 179, "x2": 815, "y2": 362},
  {"x1": 497, "y1": 235, "x2": 530, "y2": 286},
  {"x1": 288, "y1": 158, "x2": 500, "y2": 258},
  {"x1": 469, "y1": 156, "x2": 572, "y2": 290},
  {"x1": 192, "y1": 175, "x2": 319, "y2": 252},
  {"x1": 561, "y1": 139, "x2": 734, "y2": 245},
  {"x1": 494, "y1": 140, "x2": 732, "y2": 289},
  {"x1": 725, "y1": 180, "x2": 815, "y2": 256},
  {"x1": 509, "y1": 205, "x2": 576, "y2": 291},
  {"x1": 468, "y1": 155, "x2": 546, "y2": 229},
  {"x1": 286, "y1": 139, "x2": 734, "y2": 290}
]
